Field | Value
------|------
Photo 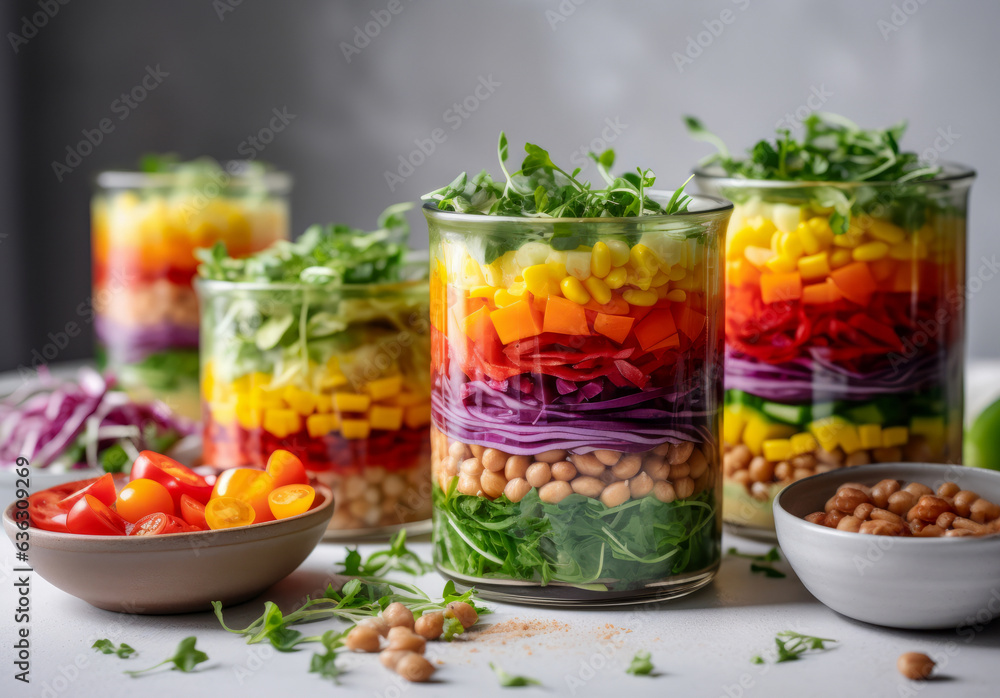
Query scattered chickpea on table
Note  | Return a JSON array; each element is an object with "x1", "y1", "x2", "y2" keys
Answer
[{"x1": 804, "y1": 479, "x2": 1000, "y2": 536}]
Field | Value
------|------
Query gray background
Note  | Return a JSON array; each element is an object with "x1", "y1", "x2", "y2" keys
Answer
[{"x1": 1, "y1": 0, "x2": 996, "y2": 373}]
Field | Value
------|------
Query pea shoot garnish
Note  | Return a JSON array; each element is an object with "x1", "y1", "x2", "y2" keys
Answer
[
  {"x1": 91, "y1": 639, "x2": 135, "y2": 659},
  {"x1": 490, "y1": 662, "x2": 543, "y2": 687},
  {"x1": 124, "y1": 637, "x2": 208, "y2": 677},
  {"x1": 752, "y1": 631, "x2": 837, "y2": 664},
  {"x1": 727, "y1": 547, "x2": 787, "y2": 578},
  {"x1": 625, "y1": 650, "x2": 656, "y2": 676}
]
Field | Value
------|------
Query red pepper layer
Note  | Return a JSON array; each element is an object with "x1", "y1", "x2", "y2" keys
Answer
[
  {"x1": 726, "y1": 281, "x2": 960, "y2": 369},
  {"x1": 202, "y1": 415, "x2": 429, "y2": 474}
]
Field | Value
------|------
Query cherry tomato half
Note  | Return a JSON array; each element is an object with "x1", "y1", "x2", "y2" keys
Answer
[
  {"x1": 179, "y1": 494, "x2": 208, "y2": 530},
  {"x1": 205, "y1": 496, "x2": 256, "y2": 530},
  {"x1": 212, "y1": 468, "x2": 275, "y2": 523},
  {"x1": 265, "y1": 450, "x2": 310, "y2": 489},
  {"x1": 268, "y1": 484, "x2": 316, "y2": 520},
  {"x1": 28, "y1": 480, "x2": 94, "y2": 532},
  {"x1": 57, "y1": 473, "x2": 117, "y2": 511},
  {"x1": 115, "y1": 478, "x2": 175, "y2": 523},
  {"x1": 131, "y1": 450, "x2": 213, "y2": 505},
  {"x1": 128, "y1": 512, "x2": 192, "y2": 536},
  {"x1": 67, "y1": 495, "x2": 128, "y2": 536}
]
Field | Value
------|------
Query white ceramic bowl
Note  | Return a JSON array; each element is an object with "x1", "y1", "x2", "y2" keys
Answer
[
  {"x1": 774, "y1": 462, "x2": 1000, "y2": 630},
  {"x1": 3, "y1": 478, "x2": 334, "y2": 614}
]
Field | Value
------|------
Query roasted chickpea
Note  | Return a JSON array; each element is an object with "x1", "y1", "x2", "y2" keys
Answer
[
  {"x1": 525, "y1": 462, "x2": 551, "y2": 488},
  {"x1": 570, "y1": 453, "x2": 606, "y2": 477},
  {"x1": 912, "y1": 524, "x2": 945, "y2": 538},
  {"x1": 480, "y1": 449, "x2": 508, "y2": 473},
  {"x1": 952, "y1": 490, "x2": 980, "y2": 517},
  {"x1": 629, "y1": 471, "x2": 654, "y2": 498},
  {"x1": 870, "y1": 507, "x2": 904, "y2": 524},
  {"x1": 673, "y1": 477, "x2": 695, "y2": 499},
  {"x1": 380, "y1": 649, "x2": 409, "y2": 670},
  {"x1": 386, "y1": 626, "x2": 426, "y2": 653},
  {"x1": 414, "y1": 612, "x2": 444, "y2": 640},
  {"x1": 970, "y1": 497, "x2": 1000, "y2": 524},
  {"x1": 945, "y1": 528, "x2": 976, "y2": 537},
  {"x1": 448, "y1": 441, "x2": 471, "y2": 460},
  {"x1": 897, "y1": 652, "x2": 935, "y2": 680},
  {"x1": 470, "y1": 444, "x2": 485, "y2": 458},
  {"x1": 643, "y1": 455, "x2": 669, "y2": 481},
  {"x1": 653, "y1": 481, "x2": 676, "y2": 503},
  {"x1": 844, "y1": 451, "x2": 871, "y2": 468},
  {"x1": 724, "y1": 444, "x2": 752, "y2": 471},
  {"x1": 833, "y1": 487, "x2": 871, "y2": 513},
  {"x1": 533, "y1": 449, "x2": 567, "y2": 463},
  {"x1": 503, "y1": 477, "x2": 532, "y2": 503},
  {"x1": 345, "y1": 624, "x2": 381, "y2": 652},
  {"x1": 870, "y1": 479, "x2": 901, "y2": 509},
  {"x1": 612, "y1": 454, "x2": 642, "y2": 480},
  {"x1": 804, "y1": 512, "x2": 826, "y2": 525},
  {"x1": 748, "y1": 457, "x2": 773, "y2": 483},
  {"x1": 480, "y1": 469, "x2": 508, "y2": 499},
  {"x1": 936, "y1": 481, "x2": 960, "y2": 498},
  {"x1": 935, "y1": 511, "x2": 957, "y2": 529},
  {"x1": 688, "y1": 448, "x2": 709, "y2": 479},
  {"x1": 571, "y1": 476, "x2": 605, "y2": 498},
  {"x1": 667, "y1": 441, "x2": 695, "y2": 465},
  {"x1": 853, "y1": 503, "x2": 874, "y2": 521},
  {"x1": 358, "y1": 617, "x2": 389, "y2": 637},
  {"x1": 460, "y1": 458, "x2": 484, "y2": 478},
  {"x1": 593, "y1": 449, "x2": 621, "y2": 466},
  {"x1": 600, "y1": 481, "x2": 631, "y2": 507},
  {"x1": 396, "y1": 652, "x2": 436, "y2": 682},
  {"x1": 836, "y1": 515, "x2": 862, "y2": 533},
  {"x1": 551, "y1": 461, "x2": 578, "y2": 481},
  {"x1": 904, "y1": 482, "x2": 933, "y2": 498},
  {"x1": 824, "y1": 509, "x2": 848, "y2": 528},
  {"x1": 504, "y1": 455, "x2": 531, "y2": 480},
  {"x1": 774, "y1": 461, "x2": 793, "y2": 481},
  {"x1": 887, "y1": 490, "x2": 917, "y2": 516},
  {"x1": 859, "y1": 519, "x2": 907, "y2": 536},
  {"x1": 952, "y1": 517, "x2": 986, "y2": 534},
  {"x1": 383, "y1": 602, "x2": 415, "y2": 629},
  {"x1": 445, "y1": 601, "x2": 478, "y2": 629},
  {"x1": 538, "y1": 480, "x2": 572, "y2": 503},
  {"x1": 670, "y1": 463, "x2": 691, "y2": 480},
  {"x1": 457, "y1": 473, "x2": 481, "y2": 496}
]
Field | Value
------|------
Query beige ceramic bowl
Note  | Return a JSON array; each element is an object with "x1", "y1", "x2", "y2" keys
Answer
[{"x1": 3, "y1": 479, "x2": 333, "y2": 614}]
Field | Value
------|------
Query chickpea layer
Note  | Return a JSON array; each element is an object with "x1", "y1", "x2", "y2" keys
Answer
[
  {"x1": 724, "y1": 434, "x2": 940, "y2": 502},
  {"x1": 316, "y1": 463, "x2": 432, "y2": 532},
  {"x1": 432, "y1": 426, "x2": 715, "y2": 507},
  {"x1": 804, "y1": 480, "x2": 1000, "y2": 537}
]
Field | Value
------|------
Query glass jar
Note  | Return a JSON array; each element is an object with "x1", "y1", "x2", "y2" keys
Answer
[
  {"x1": 92, "y1": 162, "x2": 291, "y2": 419},
  {"x1": 196, "y1": 270, "x2": 432, "y2": 538},
  {"x1": 425, "y1": 193, "x2": 731, "y2": 604},
  {"x1": 695, "y1": 164, "x2": 975, "y2": 537}
]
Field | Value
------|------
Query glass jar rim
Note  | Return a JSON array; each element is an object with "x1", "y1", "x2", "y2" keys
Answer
[
  {"x1": 421, "y1": 188, "x2": 733, "y2": 224},
  {"x1": 94, "y1": 162, "x2": 292, "y2": 193},
  {"x1": 692, "y1": 161, "x2": 975, "y2": 190}
]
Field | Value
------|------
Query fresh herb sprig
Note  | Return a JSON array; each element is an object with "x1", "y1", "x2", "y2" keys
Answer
[
  {"x1": 752, "y1": 631, "x2": 837, "y2": 664},
  {"x1": 213, "y1": 578, "x2": 485, "y2": 652},
  {"x1": 490, "y1": 662, "x2": 542, "y2": 687},
  {"x1": 196, "y1": 203, "x2": 412, "y2": 285},
  {"x1": 685, "y1": 114, "x2": 939, "y2": 184},
  {"x1": 625, "y1": 650, "x2": 656, "y2": 676},
  {"x1": 727, "y1": 547, "x2": 787, "y2": 579},
  {"x1": 92, "y1": 639, "x2": 136, "y2": 658},
  {"x1": 124, "y1": 637, "x2": 208, "y2": 677},
  {"x1": 340, "y1": 530, "x2": 432, "y2": 577},
  {"x1": 423, "y1": 132, "x2": 692, "y2": 220}
]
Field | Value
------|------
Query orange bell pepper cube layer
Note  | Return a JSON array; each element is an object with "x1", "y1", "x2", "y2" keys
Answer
[
  {"x1": 671, "y1": 305, "x2": 706, "y2": 341},
  {"x1": 633, "y1": 309, "x2": 678, "y2": 352},
  {"x1": 542, "y1": 296, "x2": 591, "y2": 336},
  {"x1": 593, "y1": 313, "x2": 634, "y2": 344},
  {"x1": 760, "y1": 271, "x2": 803, "y2": 305},
  {"x1": 490, "y1": 299, "x2": 544, "y2": 345},
  {"x1": 802, "y1": 278, "x2": 843, "y2": 305},
  {"x1": 830, "y1": 261, "x2": 878, "y2": 306}
]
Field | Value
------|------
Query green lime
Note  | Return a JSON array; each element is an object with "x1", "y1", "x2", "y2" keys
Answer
[{"x1": 965, "y1": 397, "x2": 1000, "y2": 470}]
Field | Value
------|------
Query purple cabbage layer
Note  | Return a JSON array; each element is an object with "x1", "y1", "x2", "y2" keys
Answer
[{"x1": 96, "y1": 316, "x2": 199, "y2": 364}]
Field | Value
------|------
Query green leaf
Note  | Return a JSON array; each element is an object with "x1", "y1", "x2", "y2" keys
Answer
[
  {"x1": 490, "y1": 662, "x2": 542, "y2": 687},
  {"x1": 442, "y1": 614, "x2": 465, "y2": 642},
  {"x1": 309, "y1": 648, "x2": 342, "y2": 683},
  {"x1": 625, "y1": 650, "x2": 655, "y2": 676},
  {"x1": 98, "y1": 445, "x2": 130, "y2": 473},
  {"x1": 727, "y1": 547, "x2": 786, "y2": 578},
  {"x1": 125, "y1": 637, "x2": 208, "y2": 677},
  {"x1": 92, "y1": 639, "x2": 136, "y2": 659},
  {"x1": 754, "y1": 632, "x2": 837, "y2": 665}
]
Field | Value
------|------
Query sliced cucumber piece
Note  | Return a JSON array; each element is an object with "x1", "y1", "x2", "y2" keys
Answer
[{"x1": 760, "y1": 401, "x2": 810, "y2": 426}]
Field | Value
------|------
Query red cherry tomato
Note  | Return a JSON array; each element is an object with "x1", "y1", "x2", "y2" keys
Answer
[
  {"x1": 66, "y1": 495, "x2": 128, "y2": 536},
  {"x1": 27, "y1": 480, "x2": 94, "y2": 532},
  {"x1": 212, "y1": 468, "x2": 276, "y2": 523},
  {"x1": 57, "y1": 473, "x2": 117, "y2": 511},
  {"x1": 115, "y1": 478, "x2": 175, "y2": 523},
  {"x1": 179, "y1": 494, "x2": 208, "y2": 530},
  {"x1": 128, "y1": 512, "x2": 193, "y2": 536},
  {"x1": 265, "y1": 450, "x2": 310, "y2": 489},
  {"x1": 131, "y1": 450, "x2": 213, "y2": 505}
]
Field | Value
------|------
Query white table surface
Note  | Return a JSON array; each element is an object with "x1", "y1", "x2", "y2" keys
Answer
[{"x1": 3, "y1": 362, "x2": 1000, "y2": 697}]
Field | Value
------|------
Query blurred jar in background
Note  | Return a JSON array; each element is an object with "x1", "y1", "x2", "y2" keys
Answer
[{"x1": 91, "y1": 159, "x2": 291, "y2": 418}]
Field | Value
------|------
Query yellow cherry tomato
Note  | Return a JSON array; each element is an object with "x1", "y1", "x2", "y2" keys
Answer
[
  {"x1": 205, "y1": 497, "x2": 256, "y2": 530},
  {"x1": 267, "y1": 484, "x2": 316, "y2": 520},
  {"x1": 211, "y1": 468, "x2": 276, "y2": 523},
  {"x1": 115, "y1": 478, "x2": 175, "y2": 523}
]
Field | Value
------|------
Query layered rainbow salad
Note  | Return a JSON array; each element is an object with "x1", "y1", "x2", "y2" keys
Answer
[
  {"x1": 689, "y1": 115, "x2": 974, "y2": 532},
  {"x1": 93, "y1": 159, "x2": 290, "y2": 418},
  {"x1": 196, "y1": 206, "x2": 432, "y2": 534},
  {"x1": 423, "y1": 138, "x2": 730, "y2": 600}
]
